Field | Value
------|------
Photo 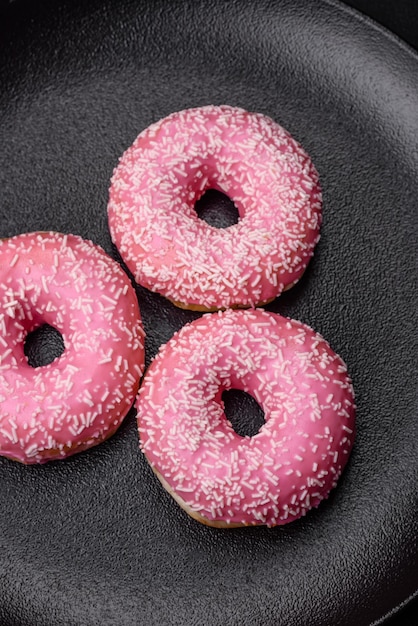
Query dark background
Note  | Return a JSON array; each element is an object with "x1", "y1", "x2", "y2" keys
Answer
[
  {"x1": 341, "y1": 5, "x2": 418, "y2": 625},
  {"x1": 344, "y1": 0, "x2": 418, "y2": 52},
  {"x1": 344, "y1": 6, "x2": 418, "y2": 626},
  {"x1": 0, "y1": 0, "x2": 417, "y2": 624}
]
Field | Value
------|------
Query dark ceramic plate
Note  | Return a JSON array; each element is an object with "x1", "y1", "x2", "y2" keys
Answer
[{"x1": 0, "y1": 0, "x2": 417, "y2": 624}]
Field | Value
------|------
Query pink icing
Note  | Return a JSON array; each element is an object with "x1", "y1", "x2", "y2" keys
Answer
[
  {"x1": 137, "y1": 309, "x2": 355, "y2": 527},
  {"x1": 108, "y1": 105, "x2": 322, "y2": 310},
  {"x1": 0, "y1": 232, "x2": 145, "y2": 464}
]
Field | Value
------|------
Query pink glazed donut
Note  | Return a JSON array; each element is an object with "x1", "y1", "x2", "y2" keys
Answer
[
  {"x1": 108, "y1": 105, "x2": 322, "y2": 311},
  {"x1": 0, "y1": 232, "x2": 145, "y2": 464},
  {"x1": 137, "y1": 309, "x2": 355, "y2": 528}
]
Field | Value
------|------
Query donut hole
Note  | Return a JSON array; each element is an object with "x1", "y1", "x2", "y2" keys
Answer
[
  {"x1": 194, "y1": 189, "x2": 240, "y2": 228},
  {"x1": 24, "y1": 324, "x2": 65, "y2": 368},
  {"x1": 222, "y1": 389, "x2": 265, "y2": 437}
]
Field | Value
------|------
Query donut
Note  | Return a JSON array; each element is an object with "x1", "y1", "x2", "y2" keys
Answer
[
  {"x1": 137, "y1": 309, "x2": 355, "y2": 527},
  {"x1": 108, "y1": 105, "x2": 322, "y2": 311},
  {"x1": 0, "y1": 232, "x2": 145, "y2": 464}
]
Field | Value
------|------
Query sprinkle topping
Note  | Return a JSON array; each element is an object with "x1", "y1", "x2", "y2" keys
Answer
[
  {"x1": 0, "y1": 231, "x2": 145, "y2": 464},
  {"x1": 108, "y1": 105, "x2": 322, "y2": 309},
  {"x1": 137, "y1": 309, "x2": 355, "y2": 527}
]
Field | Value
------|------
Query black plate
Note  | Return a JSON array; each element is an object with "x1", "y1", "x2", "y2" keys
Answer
[{"x1": 0, "y1": 0, "x2": 417, "y2": 624}]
